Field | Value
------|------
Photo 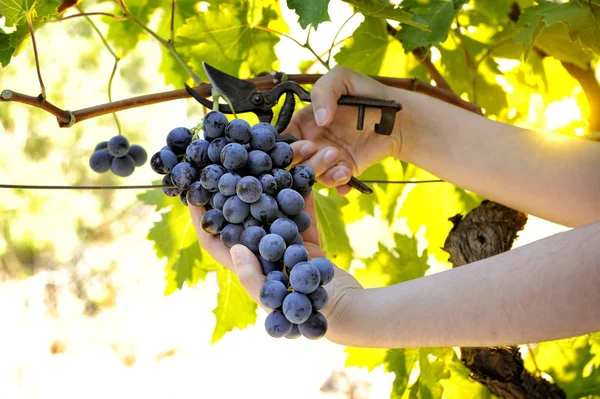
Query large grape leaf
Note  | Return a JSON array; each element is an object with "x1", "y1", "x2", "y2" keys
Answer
[
  {"x1": 104, "y1": 0, "x2": 163, "y2": 55},
  {"x1": 175, "y1": 0, "x2": 284, "y2": 81},
  {"x1": 313, "y1": 188, "x2": 353, "y2": 269},
  {"x1": 343, "y1": 0, "x2": 429, "y2": 30},
  {"x1": 396, "y1": 0, "x2": 468, "y2": 52},
  {"x1": 334, "y1": 15, "x2": 389, "y2": 75},
  {"x1": 0, "y1": 0, "x2": 59, "y2": 66},
  {"x1": 525, "y1": 333, "x2": 600, "y2": 398},
  {"x1": 386, "y1": 348, "x2": 419, "y2": 397},
  {"x1": 345, "y1": 346, "x2": 388, "y2": 372},
  {"x1": 536, "y1": 0, "x2": 600, "y2": 56},
  {"x1": 535, "y1": 24, "x2": 595, "y2": 70},
  {"x1": 138, "y1": 190, "x2": 218, "y2": 295},
  {"x1": 211, "y1": 267, "x2": 257, "y2": 343},
  {"x1": 286, "y1": 0, "x2": 330, "y2": 29}
]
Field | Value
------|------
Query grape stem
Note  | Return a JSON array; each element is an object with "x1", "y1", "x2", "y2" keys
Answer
[{"x1": 0, "y1": 74, "x2": 483, "y2": 127}]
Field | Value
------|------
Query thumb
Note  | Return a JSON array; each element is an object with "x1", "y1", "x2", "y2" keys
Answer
[
  {"x1": 310, "y1": 67, "x2": 349, "y2": 127},
  {"x1": 230, "y1": 245, "x2": 266, "y2": 304}
]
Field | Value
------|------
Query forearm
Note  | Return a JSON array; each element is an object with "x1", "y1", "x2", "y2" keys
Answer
[
  {"x1": 394, "y1": 89, "x2": 600, "y2": 227},
  {"x1": 326, "y1": 220, "x2": 600, "y2": 348}
]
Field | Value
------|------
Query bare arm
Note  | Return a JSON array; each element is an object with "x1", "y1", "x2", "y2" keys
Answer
[
  {"x1": 325, "y1": 220, "x2": 600, "y2": 348},
  {"x1": 396, "y1": 90, "x2": 600, "y2": 228}
]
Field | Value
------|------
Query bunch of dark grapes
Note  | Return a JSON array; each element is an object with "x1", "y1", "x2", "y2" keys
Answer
[
  {"x1": 152, "y1": 111, "x2": 333, "y2": 340},
  {"x1": 90, "y1": 135, "x2": 148, "y2": 177}
]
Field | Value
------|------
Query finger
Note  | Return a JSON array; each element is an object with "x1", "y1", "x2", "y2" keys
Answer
[
  {"x1": 318, "y1": 164, "x2": 352, "y2": 188},
  {"x1": 189, "y1": 204, "x2": 235, "y2": 271},
  {"x1": 290, "y1": 140, "x2": 317, "y2": 165},
  {"x1": 299, "y1": 146, "x2": 341, "y2": 177},
  {"x1": 230, "y1": 245, "x2": 266, "y2": 305},
  {"x1": 310, "y1": 66, "x2": 350, "y2": 127},
  {"x1": 336, "y1": 185, "x2": 352, "y2": 196}
]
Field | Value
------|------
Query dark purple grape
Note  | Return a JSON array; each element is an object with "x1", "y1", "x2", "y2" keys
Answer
[
  {"x1": 220, "y1": 224, "x2": 244, "y2": 248},
  {"x1": 266, "y1": 270, "x2": 288, "y2": 286},
  {"x1": 285, "y1": 324, "x2": 301, "y2": 339},
  {"x1": 218, "y1": 172, "x2": 241, "y2": 196},
  {"x1": 179, "y1": 191, "x2": 188, "y2": 206},
  {"x1": 259, "y1": 234, "x2": 286, "y2": 262},
  {"x1": 223, "y1": 195, "x2": 250, "y2": 224},
  {"x1": 236, "y1": 176, "x2": 262, "y2": 203},
  {"x1": 240, "y1": 226, "x2": 266, "y2": 253},
  {"x1": 203, "y1": 111, "x2": 228, "y2": 140},
  {"x1": 185, "y1": 139, "x2": 210, "y2": 168},
  {"x1": 265, "y1": 310, "x2": 292, "y2": 338},
  {"x1": 259, "y1": 174, "x2": 278, "y2": 196},
  {"x1": 94, "y1": 141, "x2": 108, "y2": 151},
  {"x1": 270, "y1": 218, "x2": 299, "y2": 245},
  {"x1": 311, "y1": 257, "x2": 334, "y2": 285},
  {"x1": 272, "y1": 168, "x2": 293, "y2": 191},
  {"x1": 289, "y1": 261, "x2": 320, "y2": 294},
  {"x1": 89, "y1": 150, "x2": 113, "y2": 173},
  {"x1": 308, "y1": 286, "x2": 328, "y2": 310},
  {"x1": 283, "y1": 244, "x2": 308, "y2": 269},
  {"x1": 252, "y1": 122, "x2": 278, "y2": 141},
  {"x1": 111, "y1": 154, "x2": 135, "y2": 177},
  {"x1": 298, "y1": 311, "x2": 328, "y2": 339},
  {"x1": 259, "y1": 256, "x2": 281, "y2": 275},
  {"x1": 277, "y1": 188, "x2": 305, "y2": 216},
  {"x1": 201, "y1": 209, "x2": 226, "y2": 234},
  {"x1": 297, "y1": 187, "x2": 312, "y2": 199},
  {"x1": 128, "y1": 144, "x2": 147, "y2": 166},
  {"x1": 290, "y1": 165, "x2": 316, "y2": 190},
  {"x1": 167, "y1": 127, "x2": 193, "y2": 154},
  {"x1": 291, "y1": 233, "x2": 304, "y2": 246},
  {"x1": 243, "y1": 216, "x2": 261, "y2": 229},
  {"x1": 247, "y1": 150, "x2": 273, "y2": 176},
  {"x1": 250, "y1": 194, "x2": 279, "y2": 223},
  {"x1": 259, "y1": 280, "x2": 288, "y2": 309},
  {"x1": 210, "y1": 192, "x2": 228, "y2": 210},
  {"x1": 221, "y1": 143, "x2": 248, "y2": 170},
  {"x1": 171, "y1": 162, "x2": 197, "y2": 190},
  {"x1": 224, "y1": 119, "x2": 252, "y2": 144},
  {"x1": 282, "y1": 292, "x2": 312, "y2": 324},
  {"x1": 200, "y1": 164, "x2": 226, "y2": 192},
  {"x1": 250, "y1": 127, "x2": 276, "y2": 151},
  {"x1": 162, "y1": 174, "x2": 179, "y2": 197},
  {"x1": 150, "y1": 149, "x2": 178, "y2": 174},
  {"x1": 269, "y1": 142, "x2": 293, "y2": 168},
  {"x1": 187, "y1": 181, "x2": 211, "y2": 206},
  {"x1": 108, "y1": 135, "x2": 129, "y2": 157},
  {"x1": 290, "y1": 211, "x2": 310, "y2": 232},
  {"x1": 208, "y1": 137, "x2": 228, "y2": 163}
]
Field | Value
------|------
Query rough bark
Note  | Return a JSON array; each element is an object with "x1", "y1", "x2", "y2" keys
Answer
[{"x1": 442, "y1": 200, "x2": 566, "y2": 399}]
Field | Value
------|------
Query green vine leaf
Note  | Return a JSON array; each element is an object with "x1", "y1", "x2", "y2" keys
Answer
[
  {"x1": 211, "y1": 267, "x2": 258, "y2": 344},
  {"x1": 314, "y1": 188, "x2": 353, "y2": 269},
  {"x1": 175, "y1": 0, "x2": 284, "y2": 81},
  {"x1": 396, "y1": 0, "x2": 468, "y2": 52},
  {"x1": 334, "y1": 15, "x2": 389, "y2": 75},
  {"x1": 343, "y1": 0, "x2": 429, "y2": 30},
  {"x1": 286, "y1": 0, "x2": 330, "y2": 29}
]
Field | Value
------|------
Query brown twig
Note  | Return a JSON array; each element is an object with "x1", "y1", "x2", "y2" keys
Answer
[
  {"x1": 1, "y1": 74, "x2": 483, "y2": 128},
  {"x1": 169, "y1": 0, "x2": 175, "y2": 43}
]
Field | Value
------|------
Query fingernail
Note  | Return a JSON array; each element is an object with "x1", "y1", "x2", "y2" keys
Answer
[
  {"x1": 324, "y1": 148, "x2": 337, "y2": 164},
  {"x1": 315, "y1": 108, "x2": 329, "y2": 126},
  {"x1": 334, "y1": 169, "x2": 349, "y2": 183},
  {"x1": 300, "y1": 142, "x2": 314, "y2": 157},
  {"x1": 231, "y1": 246, "x2": 246, "y2": 268}
]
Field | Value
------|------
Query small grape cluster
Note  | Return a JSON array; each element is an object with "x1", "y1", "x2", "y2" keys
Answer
[
  {"x1": 89, "y1": 135, "x2": 148, "y2": 177},
  {"x1": 151, "y1": 111, "x2": 333, "y2": 340}
]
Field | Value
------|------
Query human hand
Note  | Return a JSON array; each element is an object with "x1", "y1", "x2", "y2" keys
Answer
[
  {"x1": 189, "y1": 192, "x2": 362, "y2": 341},
  {"x1": 286, "y1": 66, "x2": 405, "y2": 195}
]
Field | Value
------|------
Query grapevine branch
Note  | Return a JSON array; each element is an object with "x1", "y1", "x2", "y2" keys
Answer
[
  {"x1": 0, "y1": 74, "x2": 483, "y2": 127},
  {"x1": 26, "y1": 13, "x2": 46, "y2": 100}
]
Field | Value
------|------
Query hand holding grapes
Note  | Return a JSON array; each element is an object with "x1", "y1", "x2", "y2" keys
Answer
[{"x1": 189, "y1": 193, "x2": 362, "y2": 342}]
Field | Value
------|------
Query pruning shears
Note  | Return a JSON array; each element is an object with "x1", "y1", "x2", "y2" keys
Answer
[{"x1": 184, "y1": 62, "x2": 403, "y2": 194}]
